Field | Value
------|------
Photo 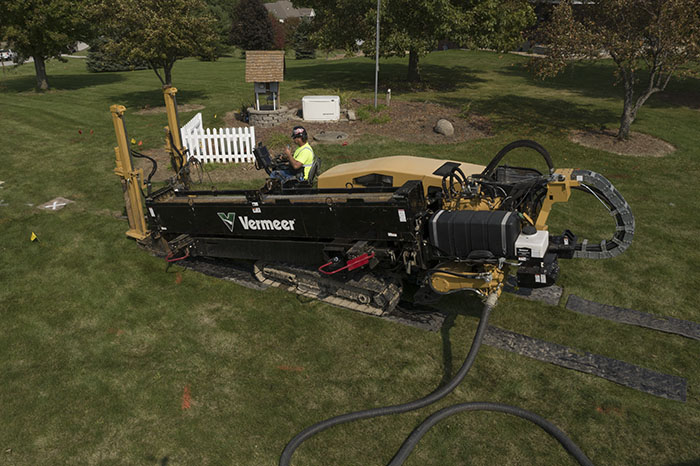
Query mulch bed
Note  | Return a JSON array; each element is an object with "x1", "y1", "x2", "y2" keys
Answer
[
  {"x1": 569, "y1": 129, "x2": 675, "y2": 157},
  {"x1": 224, "y1": 99, "x2": 491, "y2": 150}
]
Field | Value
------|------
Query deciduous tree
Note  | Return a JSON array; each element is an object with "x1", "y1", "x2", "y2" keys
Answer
[
  {"x1": 534, "y1": 0, "x2": 700, "y2": 140},
  {"x1": 102, "y1": 0, "x2": 218, "y2": 86},
  {"x1": 230, "y1": 0, "x2": 275, "y2": 51},
  {"x1": 296, "y1": 0, "x2": 534, "y2": 81},
  {"x1": 0, "y1": 0, "x2": 96, "y2": 90}
]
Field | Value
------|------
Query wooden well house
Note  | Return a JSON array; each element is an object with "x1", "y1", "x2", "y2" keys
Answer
[{"x1": 245, "y1": 51, "x2": 285, "y2": 111}]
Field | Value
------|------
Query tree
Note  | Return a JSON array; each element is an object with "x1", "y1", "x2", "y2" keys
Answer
[
  {"x1": 230, "y1": 0, "x2": 275, "y2": 51},
  {"x1": 296, "y1": 0, "x2": 535, "y2": 81},
  {"x1": 534, "y1": 0, "x2": 700, "y2": 140},
  {"x1": 102, "y1": 0, "x2": 218, "y2": 86},
  {"x1": 0, "y1": 0, "x2": 97, "y2": 90},
  {"x1": 86, "y1": 36, "x2": 148, "y2": 72},
  {"x1": 292, "y1": 18, "x2": 316, "y2": 59},
  {"x1": 270, "y1": 13, "x2": 287, "y2": 50},
  {"x1": 204, "y1": 0, "x2": 239, "y2": 57}
]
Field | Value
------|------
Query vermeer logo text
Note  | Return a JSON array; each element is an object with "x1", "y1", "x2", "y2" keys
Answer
[
  {"x1": 218, "y1": 212, "x2": 296, "y2": 232},
  {"x1": 239, "y1": 216, "x2": 296, "y2": 231}
]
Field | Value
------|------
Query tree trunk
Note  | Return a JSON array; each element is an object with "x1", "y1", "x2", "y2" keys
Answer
[
  {"x1": 33, "y1": 56, "x2": 49, "y2": 90},
  {"x1": 616, "y1": 66, "x2": 666, "y2": 141},
  {"x1": 164, "y1": 62, "x2": 173, "y2": 86},
  {"x1": 617, "y1": 70, "x2": 635, "y2": 141},
  {"x1": 618, "y1": 102, "x2": 634, "y2": 141},
  {"x1": 407, "y1": 49, "x2": 420, "y2": 82},
  {"x1": 150, "y1": 61, "x2": 166, "y2": 86}
]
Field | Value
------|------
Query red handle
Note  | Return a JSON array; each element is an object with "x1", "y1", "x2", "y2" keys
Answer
[{"x1": 319, "y1": 252, "x2": 375, "y2": 275}]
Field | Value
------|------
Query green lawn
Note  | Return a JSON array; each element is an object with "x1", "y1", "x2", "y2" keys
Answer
[{"x1": 1, "y1": 50, "x2": 699, "y2": 465}]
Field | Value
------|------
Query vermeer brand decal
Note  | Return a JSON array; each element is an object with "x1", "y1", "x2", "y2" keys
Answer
[
  {"x1": 238, "y1": 216, "x2": 296, "y2": 231},
  {"x1": 217, "y1": 212, "x2": 296, "y2": 232},
  {"x1": 217, "y1": 212, "x2": 236, "y2": 232}
]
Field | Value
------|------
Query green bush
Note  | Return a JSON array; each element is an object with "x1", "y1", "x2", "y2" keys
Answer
[{"x1": 356, "y1": 104, "x2": 390, "y2": 124}]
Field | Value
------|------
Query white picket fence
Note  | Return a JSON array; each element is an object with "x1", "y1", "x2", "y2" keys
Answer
[{"x1": 181, "y1": 113, "x2": 256, "y2": 163}]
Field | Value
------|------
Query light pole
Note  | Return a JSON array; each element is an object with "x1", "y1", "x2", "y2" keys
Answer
[{"x1": 374, "y1": 0, "x2": 381, "y2": 109}]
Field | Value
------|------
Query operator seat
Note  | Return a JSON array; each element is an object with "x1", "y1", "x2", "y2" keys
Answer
[{"x1": 305, "y1": 156, "x2": 321, "y2": 185}]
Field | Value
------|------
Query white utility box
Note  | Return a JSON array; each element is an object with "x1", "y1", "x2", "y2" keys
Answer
[
  {"x1": 302, "y1": 95, "x2": 340, "y2": 121},
  {"x1": 514, "y1": 230, "x2": 549, "y2": 260}
]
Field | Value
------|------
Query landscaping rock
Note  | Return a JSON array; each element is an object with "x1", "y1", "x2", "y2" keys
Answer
[
  {"x1": 434, "y1": 118, "x2": 454, "y2": 136},
  {"x1": 347, "y1": 109, "x2": 356, "y2": 121}
]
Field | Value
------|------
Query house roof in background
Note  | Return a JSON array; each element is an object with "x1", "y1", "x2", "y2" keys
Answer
[
  {"x1": 264, "y1": 1, "x2": 314, "y2": 20},
  {"x1": 245, "y1": 50, "x2": 285, "y2": 83}
]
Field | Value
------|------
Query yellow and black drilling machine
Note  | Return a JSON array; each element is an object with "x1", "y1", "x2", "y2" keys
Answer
[{"x1": 111, "y1": 88, "x2": 634, "y2": 318}]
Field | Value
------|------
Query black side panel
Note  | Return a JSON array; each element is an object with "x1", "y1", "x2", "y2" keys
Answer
[
  {"x1": 147, "y1": 182, "x2": 427, "y2": 264},
  {"x1": 194, "y1": 237, "x2": 329, "y2": 265},
  {"x1": 429, "y1": 210, "x2": 521, "y2": 259}
]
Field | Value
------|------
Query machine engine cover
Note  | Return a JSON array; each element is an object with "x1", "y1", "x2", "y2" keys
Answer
[{"x1": 429, "y1": 210, "x2": 521, "y2": 259}]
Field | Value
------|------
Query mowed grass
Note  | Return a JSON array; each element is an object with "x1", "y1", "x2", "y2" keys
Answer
[{"x1": 1, "y1": 50, "x2": 699, "y2": 465}]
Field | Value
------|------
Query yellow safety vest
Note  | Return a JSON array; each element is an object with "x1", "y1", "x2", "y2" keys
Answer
[{"x1": 293, "y1": 143, "x2": 315, "y2": 180}]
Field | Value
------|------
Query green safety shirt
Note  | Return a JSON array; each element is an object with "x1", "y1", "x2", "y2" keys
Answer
[{"x1": 293, "y1": 143, "x2": 315, "y2": 180}]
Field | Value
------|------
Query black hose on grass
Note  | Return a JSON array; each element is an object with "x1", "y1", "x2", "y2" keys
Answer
[
  {"x1": 388, "y1": 402, "x2": 594, "y2": 466},
  {"x1": 279, "y1": 291, "x2": 594, "y2": 465},
  {"x1": 279, "y1": 293, "x2": 496, "y2": 465}
]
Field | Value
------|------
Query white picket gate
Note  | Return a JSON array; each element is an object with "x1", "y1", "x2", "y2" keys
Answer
[
  {"x1": 181, "y1": 113, "x2": 256, "y2": 163},
  {"x1": 182, "y1": 112, "x2": 203, "y2": 135}
]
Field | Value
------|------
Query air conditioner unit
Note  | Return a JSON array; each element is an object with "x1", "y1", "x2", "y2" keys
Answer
[{"x1": 302, "y1": 95, "x2": 340, "y2": 121}]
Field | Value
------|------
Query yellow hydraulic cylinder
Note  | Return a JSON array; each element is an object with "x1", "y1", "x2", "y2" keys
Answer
[
  {"x1": 110, "y1": 104, "x2": 149, "y2": 241},
  {"x1": 162, "y1": 86, "x2": 190, "y2": 187}
]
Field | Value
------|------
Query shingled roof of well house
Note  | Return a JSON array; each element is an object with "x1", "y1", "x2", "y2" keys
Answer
[{"x1": 245, "y1": 50, "x2": 285, "y2": 83}]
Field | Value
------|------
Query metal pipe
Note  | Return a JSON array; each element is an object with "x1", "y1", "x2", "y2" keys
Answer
[{"x1": 374, "y1": 0, "x2": 381, "y2": 108}]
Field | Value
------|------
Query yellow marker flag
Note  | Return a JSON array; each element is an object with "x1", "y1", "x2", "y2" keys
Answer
[
  {"x1": 30, "y1": 232, "x2": 38, "y2": 242},
  {"x1": 214, "y1": 114, "x2": 217, "y2": 119},
  {"x1": 130, "y1": 138, "x2": 136, "y2": 144}
]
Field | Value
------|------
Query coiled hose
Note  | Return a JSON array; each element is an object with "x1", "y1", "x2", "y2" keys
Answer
[{"x1": 279, "y1": 292, "x2": 594, "y2": 466}]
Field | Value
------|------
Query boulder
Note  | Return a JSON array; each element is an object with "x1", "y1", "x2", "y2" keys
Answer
[{"x1": 434, "y1": 119, "x2": 454, "y2": 136}]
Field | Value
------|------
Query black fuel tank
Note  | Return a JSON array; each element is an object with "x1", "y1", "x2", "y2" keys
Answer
[{"x1": 429, "y1": 210, "x2": 521, "y2": 259}]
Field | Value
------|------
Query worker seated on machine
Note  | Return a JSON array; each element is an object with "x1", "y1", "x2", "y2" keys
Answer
[{"x1": 270, "y1": 126, "x2": 315, "y2": 182}]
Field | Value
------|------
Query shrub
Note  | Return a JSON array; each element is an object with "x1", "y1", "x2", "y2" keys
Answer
[{"x1": 356, "y1": 104, "x2": 390, "y2": 124}]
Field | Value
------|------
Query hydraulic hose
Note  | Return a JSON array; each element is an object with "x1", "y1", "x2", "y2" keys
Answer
[
  {"x1": 280, "y1": 290, "x2": 594, "y2": 465},
  {"x1": 130, "y1": 149, "x2": 158, "y2": 184},
  {"x1": 279, "y1": 292, "x2": 498, "y2": 466},
  {"x1": 389, "y1": 402, "x2": 593, "y2": 466},
  {"x1": 481, "y1": 140, "x2": 555, "y2": 180}
]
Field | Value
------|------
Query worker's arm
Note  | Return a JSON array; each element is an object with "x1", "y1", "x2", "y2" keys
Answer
[{"x1": 284, "y1": 146, "x2": 303, "y2": 170}]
